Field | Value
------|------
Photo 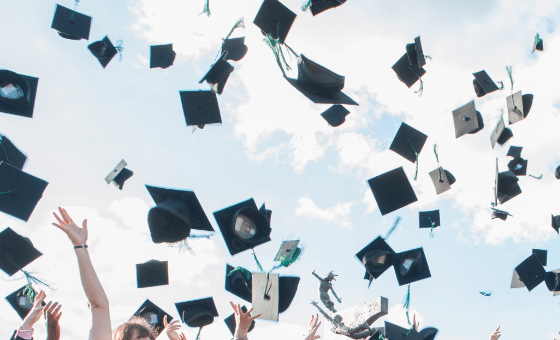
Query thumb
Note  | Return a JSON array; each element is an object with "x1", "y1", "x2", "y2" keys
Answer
[{"x1": 82, "y1": 219, "x2": 88, "y2": 229}]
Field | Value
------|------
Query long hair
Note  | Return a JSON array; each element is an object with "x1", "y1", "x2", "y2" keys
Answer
[{"x1": 113, "y1": 317, "x2": 157, "y2": 340}]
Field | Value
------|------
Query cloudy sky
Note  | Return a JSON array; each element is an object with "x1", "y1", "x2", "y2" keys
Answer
[{"x1": 1, "y1": 0, "x2": 560, "y2": 339}]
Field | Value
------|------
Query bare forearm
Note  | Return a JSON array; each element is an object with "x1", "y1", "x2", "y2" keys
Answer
[{"x1": 74, "y1": 249, "x2": 109, "y2": 309}]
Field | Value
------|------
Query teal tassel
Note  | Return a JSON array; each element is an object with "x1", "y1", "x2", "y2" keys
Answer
[
  {"x1": 384, "y1": 217, "x2": 401, "y2": 240},
  {"x1": 280, "y1": 246, "x2": 303, "y2": 267},
  {"x1": 115, "y1": 40, "x2": 124, "y2": 62},
  {"x1": 480, "y1": 291, "x2": 492, "y2": 296},
  {"x1": 402, "y1": 284, "x2": 415, "y2": 334},
  {"x1": 202, "y1": 0, "x2": 210, "y2": 16},
  {"x1": 195, "y1": 327, "x2": 203, "y2": 340},
  {"x1": 529, "y1": 174, "x2": 543, "y2": 179},
  {"x1": 407, "y1": 140, "x2": 419, "y2": 181},
  {"x1": 506, "y1": 66, "x2": 514, "y2": 92},
  {"x1": 227, "y1": 266, "x2": 252, "y2": 281},
  {"x1": 252, "y1": 250, "x2": 265, "y2": 273},
  {"x1": 433, "y1": 144, "x2": 442, "y2": 181},
  {"x1": 428, "y1": 217, "x2": 436, "y2": 238},
  {"x1": 497, "y1": 81, "x2": 504, "y2": 90},
  {"x1": 407, "y1": 67, "x2": 424, "y2": 96},
  {"x1": 263, "y1": 22, "x2": 299, "y2": 77},
  {"x1": 69, "y1": 0, "x2": 80, "y2": 21},
  {"x1": 0, "y1": 191, "x2": 13, "y2": 195},
  {"x1": 223, "y1": 18, "x2": 245, "y2": 43},
  {"x1": 301, "y1": 0, "x2": 313, "y2": 11}
]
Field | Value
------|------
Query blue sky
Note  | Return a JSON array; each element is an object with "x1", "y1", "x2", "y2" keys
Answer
[{"x1": 1, "y1": 0, "x2": 560, "y2": 339}]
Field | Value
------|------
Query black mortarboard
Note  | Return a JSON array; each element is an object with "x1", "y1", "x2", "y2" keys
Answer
[
  {"x1": 507, "y1": 157, "x2": 527, "y2": 176},
  {"x1": 105, "y1": 159, "x2": 133, "y2": 190},
  {"x1": 496, "y1": 171, "x2": 522, "y2": 204},
  {"x1": 428, "y1": 167, "x2": 456, "y2": 195},
  {"x1": 221, "y1": 37, "x2": 248, "y2": 62},
  {"x1": 6, "y1": 286, "x2": 36, "y2": 319},
  {"x1": 0, "y1": 227, "x2": 42, "y2": 276},
  {"x1": 274, "y1": 240, "x2": 301, "y2": 264},
  {"x1": 368, "y1": 167, "x2": 418, "y2": 216},
  {"x1": 0, "y1": 70, "x2": 39, "y2": 118},
  {"x1": 490, "y1": 115, "x2": 513, "y2": 149},
  {"x1": 88, "y1": 36, "x2": 118, "y2": 69},
  {"x1": 136, "y1": 260, "x2": 169, "y2": 288},
  {"x1": 384, "y1": 321, "x2": 422, "y2": 340},
  {"x1": 214, "y1": 199, "x2": 272, "y2": 256},
  {"x1": 507, "y1": 91, "x2": 534, "y2": 125},
  {"x1": 150, "y1": 44, "x2": 176, "y2": 69},
  {"x1": 175, "y1": 297, "x2": 219, "y2": 327},
  {"x1": 225, "y1": 264, "x2": 252, "y2": 302},
  {"x1": 278, "y1": 276, "x2": 299, "y2": 314},
  {"x1": 491, "y1": 208, "x2": 511, "y2": 221},
  {"x1": 556, "y1": 166, "x2": 560, "y2": 180},
  {"x1": 224, "y1": 305, "x2": 255, "y2": 335},
  {"x1": 253, "y1": 0, "x2": 296, "y2": 43},
  {"x1": 0, "y1": 162, "x2": 48, "y2": 222},
  {"x1": 0, "y1": 135, "x2": 27, "y2": 170},
  {"x1": 472, "y1": 70, "x2": 499, "y2": 97},
  {"x1": 285, "y1": 55, "x2": 358, "y2": 105},
  {"x1": 419, "y1": 210, "x2": 440, "y2": 229},
  {"x1": 309, "y1": 0, "x2": 347, "y2": 16},
  {"x1": 393, "y1": 247, "x2": 431, "y2": 286},
  {"x1": 514, "y1": 254, "x2": 548, "y2": 291},
  {"x1": 406, "y1": 36, "x2": 426, "y2": 67},
  {"x1": 533, "y1": 33, "x2": 544, "y2": 53},
  {"x1": 392, "y1": 53, "x2": 426, "y2": 88},
  {"x1": 552, "y1": 214, "x2": 560, "y2": 234},
  {"x1": 199, "y1": 54, "x2": 234, "y2": 95},
  {"x1": 51, "y1": 4, "x2": 91, "y2": 40},
  {"x1": 507, "y1": 146, "x2": 523, "y2": 159},
  {"x1": 133, "y1": 299, "x2": 173, "y2": 335},
  {"x1": 389, "y1": 122, "x2": 427, "y2": 163},
  {"x1": 545, "y1": 270, "x2": 560, "y2": 292},
  {"x1": 179, "y1": 90, "x2": 222, "y2": 129},
  {"x1": 252, "y1": 272, "x2": 279, "y2": 321},
  {"x1": 355, "y1": 236, "x2": 395, "y2": 280},
  {"x1": 532, "y1": 249, "x2": 547, "y2": 266},
  {"x1": 418, "y1": 327, "x2": 438, "y2": 340},
  {"x1": 321, "y1": 105, "x2": 350, "y2": 127},
  {"x1": 146, "y1": 185, "x2": 213, "y2": 244},
  {"x1": 452, "y1": 101, "x2": 484, "y2": 138}
]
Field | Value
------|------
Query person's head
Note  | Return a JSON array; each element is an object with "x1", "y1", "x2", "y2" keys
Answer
[
  {"x1": 113, "y1": 317, "x2": 157, "y2": 340},
  {"x1": 326, "y1": 271, "x2": 337, "y2": 282}
]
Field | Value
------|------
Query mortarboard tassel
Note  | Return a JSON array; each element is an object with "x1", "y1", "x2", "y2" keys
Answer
[
  {"x1": 533, "y1": 33, "x2": 543, "y2": 53},
  {"x1": 529, "y1": 174, "x2": 543, "y2": 179},
  {"x1": 0, "y1": 191, "x2": 13, "y2": 195},
  {"x1": 168, "y1": 234, "x2": 212, "y2": 255},
  {"x1": 428, "y1": 217, "x2": 436, "y2": 238},
  {"x1": 402, "y1": 284, "x2": 414, "y2": 335},
  {"x1": 433, "y1": 144, "x2": 442, "y2": 182},
  {"x1": 222, "y1": 18, "x2": 245, "y2": 44},
  {"x1": 384, "y1": 216, "x2": 401, "y2": 240},
  {"x1": 497, "y1": 81, "x2": 504, "y2": 91},
  {"x1": 407, "y1": 140, "x2": 419, "y2": 180},
  {"x1": 301, "y1": 0, "x2": 313, "y2": 11},
  {"x1": 116, "y1": 40, "x2": 124, "y2": 62},
  {"x1": 201, "y1": 0, "x2": 210, "y2": 16},
  {"x1": 479, "y1": 291, "x2": 492, "y2": 296},
  {"x1": 406, "y1": 67, "x2": 424, "y2": 96},
  {"x1": 506, "y1": 66, "x2": 514, "y2": 93},
  {"x1": 226, "y1": 266, "x2": 252, "y2": 280},
  {"x1": 263, "y1": 22, "x2": 299, "y2": 77},
  {"x1": 69, "y1": 0, "x2": 80, "y2": 22},
  {"x1": 252, "y1": 249, "x2": 265, "y2": 273},
  {"x1": 6, "y1": 253, "x2": 52, "y2": 303},
  {"x1": 195, "y1": 326, "x2": 203, "y2": 340}
]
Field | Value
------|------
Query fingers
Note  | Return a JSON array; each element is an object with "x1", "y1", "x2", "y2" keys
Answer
[
  {"x1": 44, "y1": 301, "x2": 53, "y2": 316},
  {"x1": 250, "y1": 313, "x2": 261, "y2": 321},
  {"x1": 60, "y1": 207, "x2": 74, "y2": 224},
  {"x1": 495, "y1": 326, "x2": 500, "y2": 332},
  {"x1": 230, "y1": 301, "x2": 239, "y2": 315},
  {"x1": 246, "y1": 307, "x2": 253, "y2": 315},
  {"x1": 179, "y1": 333, "x2": 187, "y2": 340},
  {"x1": 34, "y1": 290, "x2": 46, "y2": 308},
  {"x1": 82, "y1": 219, "x2": 87, "y2": 229},
  {"x1": 163, "y1": 315, "x2": 169, "y2": 327}
]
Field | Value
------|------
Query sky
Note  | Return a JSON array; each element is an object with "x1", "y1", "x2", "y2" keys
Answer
[{"x1": 1, "y1": 0, "x2": 560, "y2": 339}]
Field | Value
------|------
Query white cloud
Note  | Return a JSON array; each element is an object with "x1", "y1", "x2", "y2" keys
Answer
[{"x1": 296, "y1": 197, "x2": 352, "y2": 228}]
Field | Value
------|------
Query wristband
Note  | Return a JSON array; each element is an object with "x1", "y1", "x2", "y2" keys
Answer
[
  {"x1": 74, "y1": 244, "x2": 88, "y2": 249},
  {"x1": 17, "y1": 327, "x2": 34, "y2": 340},
  {"x1": 233, "y1": 337, "x2": 248, "y2": 340}
]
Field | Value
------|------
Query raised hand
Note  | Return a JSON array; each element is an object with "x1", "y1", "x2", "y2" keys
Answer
[
  {"x1": 304, "y1": 314, "x2": 321, "y2": 340},
  {"x1": 21, "y1": 290, "x2": 47, "y2": 330},
  {"x1": 489, "y1": 326, "x2": 501, "y2": 340},
  {"x1": 230, "y1": 302, "x2": 260, "y2": 337},
  {"x1": 44, "y1": 301, "x2": 62, "y2": 340},
  {"x1": 412, "y1": 313, "x2": 420, "y2": 331},
  {"x1": 52, "y1": 207, "x2": 88, "y2": 247},
  {"x1": 162, "y1": 315, "x2": 182, "y2": 340}
]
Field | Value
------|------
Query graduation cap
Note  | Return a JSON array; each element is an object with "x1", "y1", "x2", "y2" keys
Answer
[
  {"x1": 278, "y1": 276, "x2": 299, "y2": 314},
  {"x1": 132, "y1": 299, "x2": 174, "y2": 335},
  {"x1": 392, "y1": 53, "x2": 426, "y2": 89},
  {"x1": 496, "y1": 170, "x2": 522, "y2": 204},
  {"x1": 136, "y1": 260, "x2": 169, "y2": 288},
  {"x1": 452, "y1": 101, "x2": 484, "y2": 138},
  {"x1": 552, "y1": 214, "x2": 560, "y2": 234},
  {"x1": 199, "y1": 53, "x2": 234, "y2": 95},
  {"x1": 88, "y1": 36, "x2": 118, "y2": 68},
  {"x1": 507, "y1": 146, "x2": 523, "y2": 158},
  {"x1": 285, "y1": 54, "x2": 358, "y2": 105},
  {"x1": 367, "y1": 167, "x2": 418, "y2": 216},
  {"x1": 532, "y1": 249, "x2": 547, "y2": 266},
  {"x1": 274, "y1": 240, "x2": 302, "y2": 267},
  {"x1": 507, "y1": 91, "x2": 533, "y2": 125},
  {"x1": 0, "y1": 227, "x2": 42, "y2": 276},
  {"x1": 491, "y1": 208, "x2": 512, "y2": 221},
  {"x1": 355, "y1": 236, "x2": 395, "y2": 280},
  {"x1": 146, "y1": 185, "x2": 213, "y2": 244},
  {"x1": 406, "y1": 36, "x2": 426, "y2": 67},
  {"x1": 513, "y1": 254, "x2": 548, "y2": 291},
  {"x1": 179, "y1": 90, "x2": 222, "y2": 130},
  {"x1": 393, "y1": 247, "x2": 431, "y2": 286},
  {"x1": 556, "y1": 166, "x2": 560, "y2": 180},
  {"x1": 150, "y1": 44, "x2": 176, "y2": 69},
  {"x1": 213, "y1": 198, "x2": 272, "y2": 256},
  {"x1": 225, "y1": 264, "x2": 253, "y2": 302},
  {"x1": 0, "y1": 70, "x2": 39, "y2": 118},
  {"x1": 532, "y1": 33, "x2": 543, "y2": 53},
  {"x1": 175, "y1": 297, "x2": 219, "y2": 327},
  {"x1": 305, "y1": 0, "x2": 348, "y2": 16},
  {"x1": 418, "y1": 327, "x2": 438, "y2": 340},
  {"x1": 105, "y1": 159, "x2": 133, "y2": 190},
  {"x1": 389, "y1": 122, "x2": 427, "y2": 163},
  {"x1": 428, "y1": 167, "x2": 455, "y2": 195},
  {"x1": 473, "y1": 70, "x2": 500, "y2": 97},
  {"x1": 0, "y1": 135, "x2": 27, "y2": 170},
  {"x1": 252, "y1": 272, "x2": 279, "y2": 321},
  {"x1": 253, "y1": 0, "x2": 296, "y2": 43},
  {"x1": 5, "y1": 285, "x2": 46, "y2": 319},
  {"x1": 490, "y1": 115, "x2": 513, "y2": 149},
  {"x1": 321, "y1": 105, "x2": 350, "y2": 127},
  {"x1": 0, "y1": 161, "x2": 48, "y2": 222},
  {"x1": 222, "y1": 37, "x2": 248, "y2": 62},
  {"x1": 545, "y1": 269, "x2": 560, "y2": 292},
  {"x1": 51, "y1": 4, "x2": 91, "y2": 40},
  {"x1": 507, "y1": 157, "x2": 527, "y2": 176},
  {"x1": 419, "y1": 210, "x2": 440, "y2": 229},
  {"x1": 224, "y1": 305, "x2": 255, "y2": 335},
  {"x1": 384, "y1": 321, "x2": 422, "y2": 340}
]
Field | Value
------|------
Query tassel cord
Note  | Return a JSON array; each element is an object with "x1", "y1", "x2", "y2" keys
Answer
[{"x1": 407, "y1": 140, "x2": 419, "y2": 181}]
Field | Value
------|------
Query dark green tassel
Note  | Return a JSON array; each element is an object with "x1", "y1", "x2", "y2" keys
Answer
[
  {"x1": 402, "y1": 284, "x2": 414, "y2": 335},
  {"x1": 195, "y1": 326, "x2": 203, "y2": 340},
  {"x1": 227, "y1": 266, "x2": 251, "y2": 281},
  {"x1": 115, "y1": 40, "x2": 124, "y2": 62},
  {"x1": 301, "y1": 0, "x2": 312, "y2": 11},
  {"x1": 252, "y1": 250, "x2": 265, "y2": 273},
  {"x1": 497, "y1": 81, "x2": 504, "y2": 90},
  {"x1": 529, "y1": 174, "x2": 543, "y2": 179},
  {"x1": 506, "y1": 66, "x2": 514, "y2": 92},
  {"x1": 479, "y1": 291, "x2": 492, "y2": 296},
  {"x1": 407, "y1": 140, "x2": 419, "y2": 181},
  {"x1": 407, "y1": 67, "x2": 424, "y2": 96},
  {"x1": 384, "y1": 217, "x2": 401, "y2": 239},
  {"x1": 223, "y1": 18, "x2": 245, "y2": 43},
  {"x1": 428, "y1": 217, "x2": 436, "y2": 238},
  {"x1": 202, "y1": 0, "x2": 210, "y2": 16},
  {"x1": 69, "y1": 0, "x2": 80, "y2": 21}
]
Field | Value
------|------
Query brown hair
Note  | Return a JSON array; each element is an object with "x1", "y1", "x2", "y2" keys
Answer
[{"x1": 113, "y1": 317, "x2": 157, "y2": 340}]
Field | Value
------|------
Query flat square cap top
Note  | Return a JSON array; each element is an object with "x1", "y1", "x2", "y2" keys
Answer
[
  {"x1": 51, "y1": 4, "x2": 91, "y2": 40},
  {"x1": 507, "y1": 146, "x2": 523, "y2": 158},
  {"x1": 392, "y1": 53, "x2": 426, "y2": 88},
  {"x1": 175, "y1": 297, "x2": 219, "y2": 328},
  {"x1": 355, "y1": 236, "x2": 395, "y2": 280},
  {"x1": 0, "y1": 70, "x2": 39, "y2": 118},
  {"x1": 6, "y1": 285, "x2": 38, "y2": 319},
  {"x1": 321, "y1": 105, "x2": 350, "y2": 127},
  {"x1": 532, "y1": 249, "x2": 547, "y2": 266},
  {"x1": 88, "y1": 36, "x2": 118, "y2": 69},
  {"x1": 0, "y1": 227, "x2": 42, "y2": 276},
  {"x1": 473, "y1": 70, "x2": 499, "y2": 97},
  {"x1": 406, "y1": 36, "x2": 426, "y2": 67},
  {"x1": 221, "y1": 37, "x2": 248, "y2": 62},
  {"x1": 274, "y1": 240, "x2": 300, "y2": 262},
  {"x1": 368, "y1": 167, "x2": 418, "y2": 216},
  {"x1": 179, "y1": 91, "x2": 222, "y2": 129},
  {"x1": 136, "y1": 260, "x2": 169, "y2": 288},
  {"x1": 507, "y1": 91, "x2": 532, "y2": 125},
  {"x1": 389, "y1": 122, "x2": 428, "y2": 163},
  {"x1": 0, "y1": 162, "x2": 48, "y2": 222},
  {"x1": 384, "y1": 321, "x2": 422, "y2": 340},
  {"x1": 419, "y1": 210, "x2": 440, "y2": 228},
  {"x1": 132, "y1": 299, "x2": 173, "y2": 335},
  {"x1": 150, "y1": 44, "x2": 176, "y2": 69},
  {"x1": 253, "y1": 0, "x2": 296, "y2": 43},
  {"x1": 310, "y1": 0, "x2": 348, "y2": 16},
  {"x1": 393, "y1": 247, "x2": 431, "y2": 285},
  {"x1": 515, "y1": 254, "x2": 547, "y2": 291},
  {"x1": 452, "y1": 101, "x2": 483, "y2": 138},
  {"x1": 0, "y1": 135, "x2": 27, "y2": 170},
  {"x1": 490, "y1": 115, "x2": 513, "y2": 149},
  {"x1": 252, "y1": 272, "x2": 279, "y2": 321}
]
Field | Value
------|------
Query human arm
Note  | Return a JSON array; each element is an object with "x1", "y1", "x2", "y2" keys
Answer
[
  {"x1": 329, "y1": 288, "x2": 341, "y2": 304},
  {"x1": 230, "y1": 302, "x2": 260, "y2": 339},
  {"x1": 44, "y1": 301, "x2": 62, "y2": 340},
  {"x1": 304, "y1": 314, "x2": 321, "y2": 340},
  {"x1": 489, "y1": 326, "x2": 501, "y2": 340},
  {"x1": 312, "y1": 271, "x2": 322, "y2": 281},
  {"x1": 17, "y1": 290, "x2": 47, "y2": 338},
  {"x1": 52, "y1": 207, "x2": 111, "y2": 340}
]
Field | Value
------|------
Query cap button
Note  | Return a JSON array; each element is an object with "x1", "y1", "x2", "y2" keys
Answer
[{"x1": 463, "y1": 117, "x2": 470, "y2": 121}]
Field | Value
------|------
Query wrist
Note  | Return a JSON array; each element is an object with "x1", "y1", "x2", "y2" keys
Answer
[
  {"x1": 17, "y1": 326, "x2": 35, "y2": 340},
  {"x1": 74, "y1": 244, "x2": 88, "y2": 249},
  {"x1": 235, "y1": 330, "x2": 248, "y2": 338}
]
